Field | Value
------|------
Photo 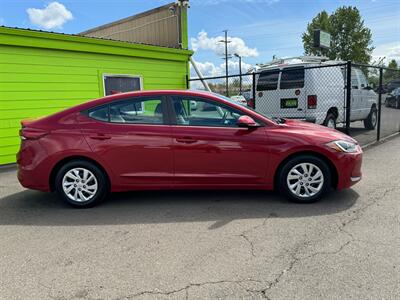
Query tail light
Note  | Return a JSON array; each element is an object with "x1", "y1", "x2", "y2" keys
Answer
[
  {"x1": 247, "y1": 98, "x2": 255, "y2": 108},
  {"x1": 307, "y1": 95, "x2": 317, "y2": 109},
  {"x1": 20, "y1": 128, "x2": 48, "y2": 140}
]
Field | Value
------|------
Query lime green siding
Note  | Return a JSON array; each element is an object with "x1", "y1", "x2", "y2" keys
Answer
[{"x1": 0, "y1": 27, "x2": 192, "y2": 165}]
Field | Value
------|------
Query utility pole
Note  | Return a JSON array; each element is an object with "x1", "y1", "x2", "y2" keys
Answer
[
  {"x1": 219, "y1": 30, "x2": 231, "y2": 96},
  {"x1": 234, "y1": 53, "x2": 242, "y2": 94}
]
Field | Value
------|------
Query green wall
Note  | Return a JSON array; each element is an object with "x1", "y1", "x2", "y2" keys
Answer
[{"x1": 0, "y1": 27, "x2": 192, "y2": 165}]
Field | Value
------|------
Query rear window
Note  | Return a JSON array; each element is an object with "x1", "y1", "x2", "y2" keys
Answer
[
  {"x1": 257, "y1": 69, "x2": 279, "y2": 91},
  {"x1": 280, "y1": 67, "x2": 304, "y2": 89}
]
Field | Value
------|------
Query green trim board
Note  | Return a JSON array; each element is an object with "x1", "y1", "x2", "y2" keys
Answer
[
  {"x1": 0, "y1": 27, "x2": 192, "y2": 165},
  {"x1": 0, "y1": 27, "x2": 193, "y2": 60}
]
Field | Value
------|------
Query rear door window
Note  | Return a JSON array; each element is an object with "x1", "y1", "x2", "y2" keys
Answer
[
  {"x1": 280, "y1": 67, "x2": 304, "y2": 89},
  {"x1": 110, "y1": 98, "x2": 164, "y2": 124},
  {"x1": 257, "y1": 69, "x2": 279, "y2": 91}
]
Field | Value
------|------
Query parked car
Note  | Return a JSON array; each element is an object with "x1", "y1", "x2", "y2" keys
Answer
[
  {"x1": 254, "y1": 59, "x2": 378, "y2": 129},
  {"x1": 385, "y1": 87, "x2": 400, "y2": 109},
  {"x1": 230, "y1": 94, "x2": 248, "y2": 105},
  {"x1": 386, "y1": 78, "x2": 400, "y2": 93},
  {"x1": 241, "y1": 90, "x2": 254, "y2": 107},
  {"x1": 17, "y1": 90, "x2": 362, "y2": 208}
]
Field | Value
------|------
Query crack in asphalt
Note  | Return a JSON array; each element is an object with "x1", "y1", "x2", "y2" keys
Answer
[
  {"x1": 126, "y1": 279, "x2": 264, "y2": 299},
  {"x1": 237, "y1": 217, "x2": 268, "y2": 258}
]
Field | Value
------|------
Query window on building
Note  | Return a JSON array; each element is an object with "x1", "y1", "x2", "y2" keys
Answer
[{"x1": 103, "y1": 75, "x2": 141, "y2": 96}]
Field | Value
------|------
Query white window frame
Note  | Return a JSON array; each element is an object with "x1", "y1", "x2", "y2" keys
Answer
[
  {"x1": 102, "y1": 74, "x2": 144, "y2": 112},
  {"x1": 102, "y1": 74, "x2": 143, "y2": 96}
]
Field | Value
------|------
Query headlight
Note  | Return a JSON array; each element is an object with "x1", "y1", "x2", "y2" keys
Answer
[{"x1": 326, "y1": 140, "x2": 358, "y2": 153}]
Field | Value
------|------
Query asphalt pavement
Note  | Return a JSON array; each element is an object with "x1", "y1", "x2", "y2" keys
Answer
[{"x1": 0, "y1": 137, "x2": 399, "y2": 299}]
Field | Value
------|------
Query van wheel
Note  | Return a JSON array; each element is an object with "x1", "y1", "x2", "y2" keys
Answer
[
  {"x1": 323, "y1": 113, "x2": 337, "y2": 129},
  {"x1": 364, "y1": 107, "x2": 377, "y2": 130},
  {"x1": 278, "y1": 155, "x2": 331, "y2": 203},
  {"x1": 55, "y1": 160, "x2": 109, "y2": 208}
]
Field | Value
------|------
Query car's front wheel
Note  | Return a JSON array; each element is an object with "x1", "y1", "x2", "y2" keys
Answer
[
  {"x1": 55, "y1": 160, "x2": 109, "y2": 208},
  {"x1": 323, "y1": 113, "x2": 337, "y2": 129},
  {"x1": 364, "y1": 106, "x2": 377, "y2": 130},
  {"x1": 278, "y1": 155, "x2": 331, "y2": 203}
]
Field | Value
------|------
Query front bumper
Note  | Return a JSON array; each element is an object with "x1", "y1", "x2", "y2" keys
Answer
[{"x1": 336, "y1": 151, "x2": 363, "y2": 190}]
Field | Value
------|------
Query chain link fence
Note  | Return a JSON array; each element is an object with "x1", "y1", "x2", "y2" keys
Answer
[{"x1": 189, "y1": 62, "x2": 400, "y2": 146}]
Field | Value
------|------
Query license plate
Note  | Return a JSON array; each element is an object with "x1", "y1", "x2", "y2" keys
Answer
[{"x1": 281, "y1": 98, "x2": 298, "y2": 108}]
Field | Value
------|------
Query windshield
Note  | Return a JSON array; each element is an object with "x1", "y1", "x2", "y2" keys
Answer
[{"x1": 211, "y1": 92, "x2": 279, "y2": 123}]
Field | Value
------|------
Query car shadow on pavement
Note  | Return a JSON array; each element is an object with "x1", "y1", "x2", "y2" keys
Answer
[{"x1": 0, "y1": 188, "x2": 359, "y2": 227}]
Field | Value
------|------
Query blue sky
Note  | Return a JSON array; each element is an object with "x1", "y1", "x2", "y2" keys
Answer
[{"x1": 0, "y1": 0, "x2": 399, "y2": 76}]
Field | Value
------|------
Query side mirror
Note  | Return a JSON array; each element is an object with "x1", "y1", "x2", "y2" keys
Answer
[{"x1": 237, "y1": 115, "x2": 259, "y2": 128}]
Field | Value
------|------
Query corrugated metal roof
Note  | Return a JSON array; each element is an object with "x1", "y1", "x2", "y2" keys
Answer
[{"x1": 79, "y1": 2, "x2": 175, "y2": 35}]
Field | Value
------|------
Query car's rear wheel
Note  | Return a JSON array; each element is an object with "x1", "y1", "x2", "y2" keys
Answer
[
  {"x1": 323, "y1": 113, "x2": 337, "y2": 129},
  {"x1": 364, "y1": 106, "x2": 377, "y2": 130},
  {"x1": 55, "y1": 160, "x2": 109, "y2": 208},
  {"x1": 278, "y1": 155, "x2": 331, "y2": 203}
]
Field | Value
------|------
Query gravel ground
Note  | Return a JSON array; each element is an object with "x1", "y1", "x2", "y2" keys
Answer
[{"x1": 0, "y1": 137, "x2": 399, "y2": 300}]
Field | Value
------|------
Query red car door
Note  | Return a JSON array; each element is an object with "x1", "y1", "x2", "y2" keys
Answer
[
  {"x1": 80, "y1": 96, "x2": 173, "y2": 187},
  {"x1": 169, "y1": 95, "x2": 269, "y2": 186}
]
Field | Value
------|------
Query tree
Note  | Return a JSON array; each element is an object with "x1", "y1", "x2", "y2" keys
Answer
[
  {"x1": 302, "y1": 11, "x2": 331, "y2": 57},
  {"x1": 384, "y1": 59, "x2": 400, "y2": 83},
  {"x1": 302, "y1": 6, "x2": 374, "y2": 64}
]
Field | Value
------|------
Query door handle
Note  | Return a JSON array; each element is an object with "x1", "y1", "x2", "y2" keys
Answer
[
  {"x1": 176, "y1": 137, "x2": 197, "y2": 144},
  {"x1": 89, "y1": 134, "x2": 111, "y2": 140}
]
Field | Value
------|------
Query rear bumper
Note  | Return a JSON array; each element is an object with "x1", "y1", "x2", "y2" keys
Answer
[
  {"x1": 17, "y1": 165, "x2": 50, "y2": 192},
  {"x1": 16, "y1": 140, "x2": 51, "y2": 192}
]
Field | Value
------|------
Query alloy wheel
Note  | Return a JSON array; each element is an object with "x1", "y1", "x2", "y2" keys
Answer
[
  {"x1": 62, "y1": 168, "x2": 98, "y2": 202},
  {"x1": 286, "y1": 163, "x2": 324, "y2": 198}
]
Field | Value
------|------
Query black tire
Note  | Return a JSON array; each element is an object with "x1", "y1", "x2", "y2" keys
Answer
[
  {"x1": 277, "y1": 155, "x2": 331, "y2": 203},
  {"x1": 323, "y1": 113, "x2": 337, "y2": 129},
  {"x1": 385, "y1": 100, "x2": 390, "y2": 107},
  {"x1": 55, "y1": 160, "x2": 109, "y2": 208},
  {"x1": 363, "y1": 106, "x2": 377, "y2": 130},
  {"x1": 396, "y1": 99, "x2": 400, "y2": 109}
]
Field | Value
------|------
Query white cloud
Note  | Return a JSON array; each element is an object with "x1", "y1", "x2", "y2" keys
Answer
[
  {"x1": 0, "y1": 17, "x2": 5, "y2": 25},
  {"x1": 191, "y1": 30, "x2": 259, "y2": 58},
  {"x1": 372, "y1": 42, "x2": 400, "y2": 64},
  {"x1": 27, "y1": 2, "x2": 73, "y2": 30},
  {"x1": 190, "y1": 59, "x2": 253, "y2": 78}
]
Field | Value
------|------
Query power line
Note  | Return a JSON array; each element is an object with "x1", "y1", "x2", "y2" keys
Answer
[{"x1": 218, "y1": 29, "x2": 231, "y2": 96}]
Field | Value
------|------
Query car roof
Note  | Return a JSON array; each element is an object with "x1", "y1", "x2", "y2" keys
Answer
[{"x1": 73, "y1": 90, "x2": 220, "y2": 110}]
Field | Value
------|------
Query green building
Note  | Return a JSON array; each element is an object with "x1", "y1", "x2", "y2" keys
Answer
[{"x1": 0, "y1": 2, "x2": 192, "y2": 165}]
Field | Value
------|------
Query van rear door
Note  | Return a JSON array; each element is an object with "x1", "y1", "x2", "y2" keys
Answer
[
  {"x1": 255, "y1": 69, "x2": 280, "y2": 117},
  {"x1": 277, "y1": 67, "x2": 306, "y2": 119},
  {"x1": 255, "y1": 67, "x2": 306, "y2": 119}
]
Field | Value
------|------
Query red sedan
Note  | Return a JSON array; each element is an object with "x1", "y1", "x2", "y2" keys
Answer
[{"x1": 17, "y1": 90, "x2": 362, "y2": 208}]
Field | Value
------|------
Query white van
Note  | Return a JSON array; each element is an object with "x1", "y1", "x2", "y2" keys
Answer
[{"x1": 254, "y1": 58, "x2": 378, "y2": 129}]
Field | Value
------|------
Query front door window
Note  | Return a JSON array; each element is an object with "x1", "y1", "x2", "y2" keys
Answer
[{"x1": 171, "y1": 96, "x2": 244, "y2": 127}]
